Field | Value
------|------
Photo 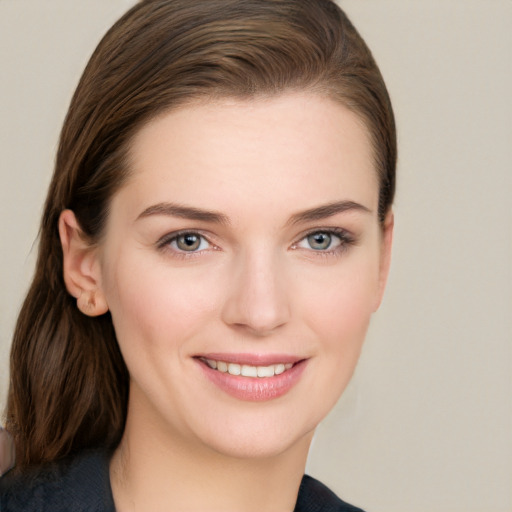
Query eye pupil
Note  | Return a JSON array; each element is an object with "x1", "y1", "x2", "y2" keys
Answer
[
  {"x1": 177, "y1": 234, "x2": 201, "y2": 251},
  {"x1": 308, "y1": 232, "x2": 331, "y2": 250}
]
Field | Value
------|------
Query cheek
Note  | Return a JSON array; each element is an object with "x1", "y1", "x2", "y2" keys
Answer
[
  {"x1": 103, "y1": 254, "x2": 222, "y2": 357},
  {"x1": 299, "y1": 255, "x2": 380, "y2": 355},
  {"x1": 286, "y1": 259, "x2": 380, "y2": 428}
]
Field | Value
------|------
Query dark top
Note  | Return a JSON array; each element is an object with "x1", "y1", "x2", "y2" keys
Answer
[{"x1": 0, "y1": 450, "x2": 365, "y2": 512}]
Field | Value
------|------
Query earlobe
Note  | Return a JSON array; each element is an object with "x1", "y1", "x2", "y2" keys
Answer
[
  {"x1": 58, "y1": 210, "x2": 109, "y2": 316},
  {"x1": 77, "y1": 290, "x2": 109, "y2": 317},
  {"x1": 373, "y1": 211, "x2": 394, "y2": 312}
]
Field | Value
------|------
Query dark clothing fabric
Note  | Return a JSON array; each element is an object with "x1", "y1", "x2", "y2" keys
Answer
[
  {"x1": 0, "y1": 451, "x2": 113, "y2": 512},
  {"x1": 0, "y1": 450, "x2": 365, "y2": 511}
]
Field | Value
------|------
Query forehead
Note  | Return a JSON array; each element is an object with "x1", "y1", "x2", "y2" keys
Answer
[{"x1": 118, "y1": 93, "x2": 378, "y2": 221}]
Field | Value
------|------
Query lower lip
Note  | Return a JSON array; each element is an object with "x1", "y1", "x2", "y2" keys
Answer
[{"x1": 197, "y1": 359, "x2": 307, "y2": 402}]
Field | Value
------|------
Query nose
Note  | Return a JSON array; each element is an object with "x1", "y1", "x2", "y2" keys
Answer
[{"x1": 221, "y1": 248, "x2": 291, "y2": 336}]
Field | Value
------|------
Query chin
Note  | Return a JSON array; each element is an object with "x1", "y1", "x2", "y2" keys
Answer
[
  {"x1": 196, "y1": 421, "x2": 316, "y2": 461},
  {"x1": 173, "y1": 392, "x2": 330, "y2": 463}
]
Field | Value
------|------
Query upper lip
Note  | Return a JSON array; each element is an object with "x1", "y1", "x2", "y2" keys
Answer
[{"x1": 195, "y1": 353, "x2": 305, "y2": 366}]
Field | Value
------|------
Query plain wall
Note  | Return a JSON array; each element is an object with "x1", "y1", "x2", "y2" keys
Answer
[{"x1": 1, "y1": 1, "x2": 510, "y2": 511}]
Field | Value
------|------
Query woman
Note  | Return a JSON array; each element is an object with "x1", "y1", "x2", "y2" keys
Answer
[{"x1": 0, "y1": 0, "x2": 396, "y2": 510}]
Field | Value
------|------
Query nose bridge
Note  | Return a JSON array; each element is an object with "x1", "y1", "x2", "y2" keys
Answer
[{"x1": 221, "y1": 244, "x2": 291, "y2": 335}]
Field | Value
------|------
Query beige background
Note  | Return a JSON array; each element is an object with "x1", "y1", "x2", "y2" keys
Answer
[{"x1": 1, "y1": 1, "x2": 511, "y2": 511}]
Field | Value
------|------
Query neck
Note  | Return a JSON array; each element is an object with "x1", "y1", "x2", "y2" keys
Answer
[{"x1": 110, "y1": 393, "x2": 313, "y2": 512}]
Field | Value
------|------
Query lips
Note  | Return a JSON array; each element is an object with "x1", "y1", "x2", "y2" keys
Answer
[{"x1": 195, "y1": 354, "x2": 307, "y2": 401}]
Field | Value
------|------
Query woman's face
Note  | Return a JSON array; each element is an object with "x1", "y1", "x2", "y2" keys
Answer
[{"x1": 94, "y1": 93, "x2": 392, "y2": 459}]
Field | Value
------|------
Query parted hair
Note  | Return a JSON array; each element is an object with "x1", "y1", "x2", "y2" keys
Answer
[{"x1": 5, "y1": 0, "x2": 396, "y2": 469}]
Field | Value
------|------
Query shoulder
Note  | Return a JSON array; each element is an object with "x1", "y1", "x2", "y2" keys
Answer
[
  {"x1": 296, "y1": 474, "x2": 366, "y2": 512},
  {"x1": 0, "y1": 449, "x2": 115, "y2": 512}
]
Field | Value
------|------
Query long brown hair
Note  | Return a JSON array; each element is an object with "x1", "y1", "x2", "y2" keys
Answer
[{"x1": 5, "y1": 0, "x2": 396, "y2": 469}]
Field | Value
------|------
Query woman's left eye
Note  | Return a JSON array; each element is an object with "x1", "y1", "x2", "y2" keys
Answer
[
  {"x1": 295, "y1": 230, "x2": 349, "y2": 252},
  {"x1": 163, "y1": 232, "x2": 211, "y2": 253}
]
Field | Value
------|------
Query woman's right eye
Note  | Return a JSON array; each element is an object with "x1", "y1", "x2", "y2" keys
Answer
[{"x1": 159, "y1": 232, "x2": 212, "y2": 253}]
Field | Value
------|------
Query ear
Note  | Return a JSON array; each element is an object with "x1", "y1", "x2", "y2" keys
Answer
[
  {"x1": 373, "y1": 210, "x2": 394, "y2": 312},
  {"x1": 58, "y1": 209, "x2": 109, "y2": 317}
]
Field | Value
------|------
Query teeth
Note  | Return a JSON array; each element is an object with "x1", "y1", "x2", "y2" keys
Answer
[
  {"x1": 228, "y1": 363, "x2": 241, "y2": 375},
  {"x1": 274, "y1": 364, "x2": 285, "y2": 375},
  {"x1": 202, "y1": 358, "x2": 295, "y2": 378},
  {"x1": 206, "y1": 359, "x2": 217, "y2": 369},
  {"x1": 241, "y1": 365, "x2": 258, "y2": 377},
  {"x1": 257, "y1": 366, "x2": 274, "y2": 378}
]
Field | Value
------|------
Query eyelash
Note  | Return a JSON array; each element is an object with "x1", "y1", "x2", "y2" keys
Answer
[
  {"x1": 291, "y1": 228, "x2": 356, "y2": 257},
  {"x1": 156, "y1": 230, "x2": 218, "y2": 259},
  {"x1": 156, "y1": 228, "x2": 356, "y2": 259}
]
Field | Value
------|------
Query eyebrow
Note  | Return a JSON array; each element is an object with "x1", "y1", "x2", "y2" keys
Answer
[
  {"x1": 136, "y1": 202, "x2": 230, "y2": 225},
  {"x1": 136, "y1": 199, "x2": 371, "y2": 226},
  {"x1": 287, "y1": 200, "x2": 371, "y2": 226}
]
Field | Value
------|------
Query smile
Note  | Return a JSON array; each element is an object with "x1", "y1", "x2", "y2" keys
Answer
[
  {"x1": 200, "y1": 357, "x2": 294, "y2": 378},
  {"x1": 196, "y1": 355, "x2": 307, "y2": 401}
]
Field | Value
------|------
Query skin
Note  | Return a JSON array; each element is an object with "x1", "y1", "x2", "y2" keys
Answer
[{"x1": 60, "y1": 92, "x2": 393, "y2": 511}]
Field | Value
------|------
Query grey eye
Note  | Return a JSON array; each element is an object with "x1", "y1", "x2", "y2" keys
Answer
[
  {"x1": 307, "y1": 232, "x2": 332, "y2": 250},
  {"x1": 294, "y1": 231, "x2": 345, "y2": 252},
  {"x1": 175, "y1": 233, "x2": 204, "y2": 252}
]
